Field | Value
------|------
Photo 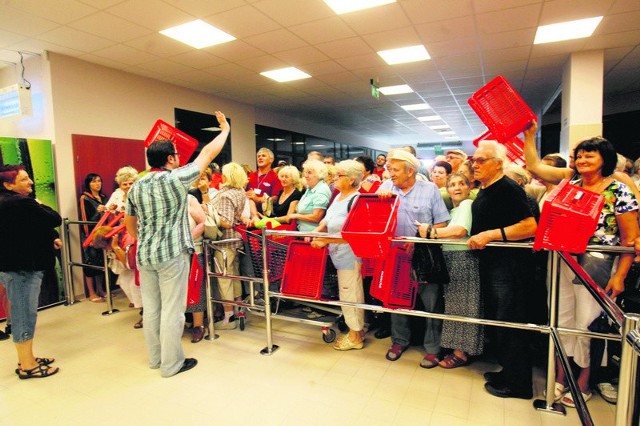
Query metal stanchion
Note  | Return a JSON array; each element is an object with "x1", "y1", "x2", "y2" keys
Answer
[
  {"x1": 615, "y1": 313, "x2": 640, "y2": 426},
  {"x1": 260, "y1": 230, "x2": 278, "y2": 355},
  {"x1": 101, "y1": 249, "x2": 119, "y2": 316},
  {"x1": 62, "y1": 218, "x2": 76, "y2": 305},
  {"x1": 204, "y1": 241, "x2": 219, "y2": 341},
  {"x1": 534, "y1": 250, "x2": 565, "y2": 414}
]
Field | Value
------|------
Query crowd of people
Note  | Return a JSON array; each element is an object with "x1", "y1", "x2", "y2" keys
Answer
[{"x1": 3, "y1": 113, "x2": 639, "y2": 411}]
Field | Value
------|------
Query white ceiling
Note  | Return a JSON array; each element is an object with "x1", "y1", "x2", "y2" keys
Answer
[{"x1": 1, "y1": 0, "x2": 639, "y2": 151}]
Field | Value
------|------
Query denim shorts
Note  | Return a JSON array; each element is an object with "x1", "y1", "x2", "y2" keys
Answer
[{"x1": 0, "y1": 270, "x2": 43, "y2": 343}]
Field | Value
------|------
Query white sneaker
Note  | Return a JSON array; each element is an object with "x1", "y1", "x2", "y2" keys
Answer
[{"x1": 597, "y1": 382, "x2": 617, "y2": 404}]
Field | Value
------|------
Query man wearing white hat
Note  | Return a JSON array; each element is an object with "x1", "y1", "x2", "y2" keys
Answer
[
  {"x1": 377, "y1": 149, "x2": 450, "y2": 369},
  {"x1": 445, "y1": 149, "x2": 467, "y2": 173}
]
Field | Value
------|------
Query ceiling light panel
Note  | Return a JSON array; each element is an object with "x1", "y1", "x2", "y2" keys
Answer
[
  {"x1": 324, "y1": 0, "x2": 396, "y2": 15},
  {"x1": 260, "y1": 67, "x2": 312, "y2": 82},
  {"x1": 401, "y1": 103, "x2": 430, "y2": 111},
  {"x1": 159, "y1": 20, "x2": 235, "y2": 49},
  {"x1": 379, "y1": 84, "x2": 413, "y2": 95},
  {"x1": 377, "y1": 45, "x2": 430, "y2": 65},
  {"x1": 534, "y1": 16, "x2": 603, "y2": 44},
  {"x1": 417, "y1": 115, "x2": 442, "y2": 122},
  {"x1": 429, "y1": 125, "x2": 450, "y2": 130}
]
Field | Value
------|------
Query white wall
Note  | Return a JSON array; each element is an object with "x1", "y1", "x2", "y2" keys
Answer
[{"x1": 1, "y1": 52, "x2": 381, "y2": 298}]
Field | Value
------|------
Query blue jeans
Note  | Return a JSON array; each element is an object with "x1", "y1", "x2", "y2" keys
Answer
[
  {"x1": 139, "y1": 253, "x2": 190, "y2": 377},
  {"x1": 391, "y1": 283, "x2": 443, "y2": 354},
  {"x1": 0, "y1": 271, "x2": 43, "y2": 343}
]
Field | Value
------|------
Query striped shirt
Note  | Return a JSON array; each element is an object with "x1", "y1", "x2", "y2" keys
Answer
[{"x1": 126, "y1": 163, "x2": 199, "y2": 266}]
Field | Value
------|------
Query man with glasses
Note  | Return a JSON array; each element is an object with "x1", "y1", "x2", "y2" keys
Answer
[
  {"x1": 467, "y1": 140, "x2": 537, "y2": 399},
  {"x1": 445, "y1": 149, "x2": 467, "y2": 173},
  {"x1": 125, "y1": 111, "x2": 230, "y2": 378}
]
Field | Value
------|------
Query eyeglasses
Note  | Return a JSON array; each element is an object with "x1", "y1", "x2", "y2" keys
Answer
[
  {"x1": 335, "y1": 174, "x2": 348, "y2": 179},
  {"x1": 470, "y1": 156, "x2": 495, "y2": 166},
  {"x1": 171, "y1": 152, "x2": 180, "y2": 157}
]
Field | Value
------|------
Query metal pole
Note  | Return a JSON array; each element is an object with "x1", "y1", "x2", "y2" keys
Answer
[
  {"x1": 101, "y1": 249, "x2": 119, "y2": 316},
  {"x1": 203, "y1": 241, "x2": 219, "y2": 341},
  {"x1": 260, "y1": 230, "x2": 278, "y2": 355},
  {"x1": 534, "y1": 250, "x2": 565, "y2": 414},
  {"x1": 61, "y1": 218, "x2": 76, "y2": 305},
  {"x1": 615, "y1": 313, "x2": 640, "y2": 426}
]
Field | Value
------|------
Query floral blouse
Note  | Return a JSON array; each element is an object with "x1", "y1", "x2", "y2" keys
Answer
[{"x1": 571, "y1": 178, "x2": 638, "y2": 245}]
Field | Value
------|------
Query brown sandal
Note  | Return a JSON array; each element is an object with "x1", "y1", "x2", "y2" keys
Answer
[
  {"x1": 439, "y1": 353, "x2": 469, "y2": 369},
  {"x1": 133, "y1": 319, "x2": 143, "y2": 329}
]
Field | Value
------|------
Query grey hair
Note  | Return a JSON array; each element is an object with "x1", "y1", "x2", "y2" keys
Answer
[
  {"x1": 505, "y1": 163, "x2": 531, "y2": 187},
  {"x1": 257, "y1": 147, "x2": 275, "y2": 161},
  {"x1": 477, "y1": 140, "x2": 507, "y2": 170},
  {"x1": 336, "y1": 159, "x2": 364, "y2": 188}
]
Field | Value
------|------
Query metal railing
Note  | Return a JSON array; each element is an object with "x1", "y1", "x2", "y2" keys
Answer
[{"x1": 61, "y1": 218, "x2": 119, "y2": 316}]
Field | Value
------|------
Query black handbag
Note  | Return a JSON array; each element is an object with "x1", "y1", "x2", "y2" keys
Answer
[{"x1": 410, "y1": 232, "x2": 450, "y2": 284}]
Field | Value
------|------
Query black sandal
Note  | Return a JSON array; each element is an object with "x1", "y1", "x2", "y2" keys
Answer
[
  {"x1": 17, "y1": 364, "x2": 59, "y2": 380},
  {"x1": 15, "y1": 357, "x2": 55, "y2": 375}
]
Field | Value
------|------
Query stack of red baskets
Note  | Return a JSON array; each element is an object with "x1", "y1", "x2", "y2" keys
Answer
[
  {"x1": 533, "y1": 179, "x2": 604, "y2": 253},
  {"x1": 468, "y1": 75, "x2": 537, "y2": 164},
  {"x1": 369, "y1": 246, "x2": 417, "y2": 309},
  {"x1": 144, "y1": 119, "x2": 199, "y2": 161}
]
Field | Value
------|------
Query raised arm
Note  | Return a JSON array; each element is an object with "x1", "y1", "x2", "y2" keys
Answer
[
  {"x1": 194, "y1": 111, "x2": 230, "y2": 173},
  {"x1": 523, "y1": 121, "x2": 572, "y2": 184}
]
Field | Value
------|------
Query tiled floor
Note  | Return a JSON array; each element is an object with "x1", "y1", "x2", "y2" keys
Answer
[{"x1": 0, "y1": 294, "x2": 618, "y2": 425}]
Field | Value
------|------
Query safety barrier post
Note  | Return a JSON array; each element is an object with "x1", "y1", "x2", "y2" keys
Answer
[
  {"x1": 534, "y1": 250, "x2": 565, "y2": 414},
  {"x1": 101, "y1": 249, "x2": 119, "y2": 316},
  {"x1": 62, "y1": 218, "x2": 76, "y2": 305},
  {"x1": 615, "y1": 313, "x2": 640, "y2": 426},
  {"x1": 203, "y1": 241, "x2": 219, "y2": 341},
  {"x1": 260, "y1": 230, "x2": 278, "y2": 355}
]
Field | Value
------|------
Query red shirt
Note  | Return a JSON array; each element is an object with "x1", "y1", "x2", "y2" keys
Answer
[
  {"x1": 373, "y1": 167, "x2": 385, "y2": 179},
  {"x1": 246, "y1": 169, "x2": 282, "y2": 197}
]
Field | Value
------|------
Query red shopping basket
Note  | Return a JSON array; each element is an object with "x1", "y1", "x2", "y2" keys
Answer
[
  {"x1": 473, "y1": 130, "x2": 526, "y2": 166},
  {"x1": 361, "y1": 257, "x2": 381, "y2": 278},
  {"x1": 144, "y1": 119, "x2": 199, "y2": 161},
  {"x1": 468, "y1": 75, "x2": 536, "y2": 143},
  {"x1": 341, "y1": 194, "x2": 399, "y2": 258},
  {"x1": 369, "y1": 246, "x2": 417, "y2": 309},
  {"x1": 533, "y1": 180, "x2": 604, "y2": 253},
  {"x1": 280, "y1": 241, "x2": 328, "y2": 300}
]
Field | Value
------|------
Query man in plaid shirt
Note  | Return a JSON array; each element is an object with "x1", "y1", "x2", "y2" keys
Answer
[{"x1": 125, "y1": 111, "x2": 229, "y2": 377}]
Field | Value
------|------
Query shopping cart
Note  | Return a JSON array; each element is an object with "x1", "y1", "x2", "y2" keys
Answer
[{"x1": 234, "y1": 226, "x2": 341, "y2": 342}]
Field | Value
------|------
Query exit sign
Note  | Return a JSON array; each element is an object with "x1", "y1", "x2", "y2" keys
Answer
[
  {"x1": 370, "y1": 78, "x2": 379, "y2": 99},
  {"x1": 434, "y1": 146, "x2": 443, "y2": 155}
]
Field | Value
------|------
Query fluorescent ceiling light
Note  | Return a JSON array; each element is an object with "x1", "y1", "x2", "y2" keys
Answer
[
  {"x1": 324, "y1": 0, "x2": 395, "y2": 15},
  {"x1": 201, "y1": 126, "x2": 221, "y2": 131},
  {"x1": 267, "y1": 138, "x2": 286, "y2": 141},
  {"x1": 402, "y1": 103, "x2": 430, "y2": 111},
  {"x1": 534, "y1": 16, "x2": 603, "y2": 44},
  {"x1": 445, "y1": 136, "x2": 459, "y2": 140},
  {"x1": 379, "y1": 84, "x2": 413, "y2": 95},
  {"x1": 418, "y1": 115, "x2": 441, "y2": 122},
  {"x1": 429, "y1": 125, "x2": 450, "y2": 130},
  {"x1": 160, "y1": 20, "x2": 235, "y2": 49},
  {"x1": 260, "y1": 67, "x2": 311, "y2": 82},
  {"x1": 439, "y1": 131, "x2": 456, "y2": 135},
  {"x1": 378, "y1": 45, "x2": 430, "y2": 65}
]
